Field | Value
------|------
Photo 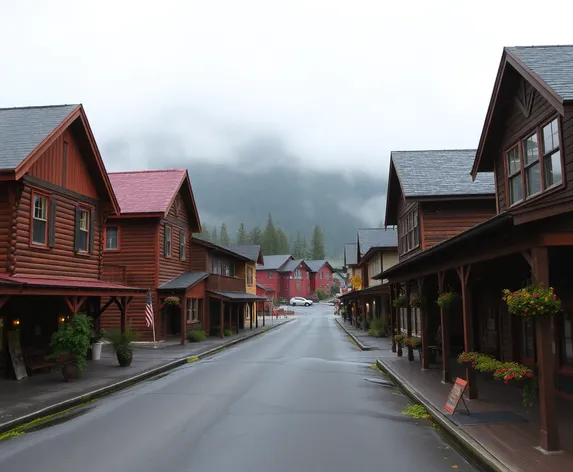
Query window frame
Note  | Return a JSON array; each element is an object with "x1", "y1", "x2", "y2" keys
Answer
[
  {"x1": 77, "y1": 207, "x2": 90, "y2": 254},
  {"x1": 505, "y1": 115, "x2": 565, "y2": 208},
  {"x1": 164, "y1": 225, "x2": 172, "y2": 258},
  {"x1": 268, "y1": 271, "x2": 273, "y2": 279},
  {"x1": 247, "y1": 267, "x2": 254, "y2": 285},
  {"x1": 30, "y1": 191, "x2": 50, "y2": 247},
  {"x1": 399, "y1": 207, "x2": 420, "y2": 255},
  {"x1": 179, "y1": 231, "x2": 186, "y2": 261},
  {"x1": 104, "y1": 226, "x2": 120, "y2": 251}
]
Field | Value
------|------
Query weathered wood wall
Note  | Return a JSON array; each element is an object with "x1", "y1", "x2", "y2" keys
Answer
[{"x1": 0, "y1": 185, "x2": 10, "y2": 269}]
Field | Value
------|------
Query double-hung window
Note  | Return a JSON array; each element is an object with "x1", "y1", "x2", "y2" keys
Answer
[
  {"x1": 399, "y1": 208, "x2": 419, "y2": 255},
  {"x1": 179, "y1": 231, "x2": 186, "y2": 260},
  {"x1": 32, "y1": 195, "x2": 48, "y2": 245},
  {"x1": 77, "y1": 209, "x2": 89, "y2": 253},
  {"x1": 542, "y1": 118, "x2": 562, "y2": 189}
]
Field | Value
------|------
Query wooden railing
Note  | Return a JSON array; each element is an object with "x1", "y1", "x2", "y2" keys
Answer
[
  {"x1": 102, "y1": 264, "x2": 127, "y2": 284},
  {"x1": 206, "y1": 274, "x2": 245, "y2": 293}
]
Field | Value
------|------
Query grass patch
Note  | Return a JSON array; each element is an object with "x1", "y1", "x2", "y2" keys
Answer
[
  {"x1": 401, "y1": 403, "x2": 430, "y2": 419},
  {"x1": 0, "y1": 406, "x2": 75, "y2": 442},
  {"x1": 223, "y1": 329, "x2": 232, "y2": 337},
  {"x1": 187, "y1": 356, "x2": 199, "y2": 363},
  {"x1": 187, "y1": 330, "x2": 207, "y2": 342}
]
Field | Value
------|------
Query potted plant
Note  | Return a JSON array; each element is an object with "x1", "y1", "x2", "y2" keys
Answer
[
  {"x1": 393, "y1": 333, "x2": 406, "y2": 346},
  {"x1": 103, "y1": 325, "x2": 137, "y2": 367},
  {"x1": 91, "y1": 329, "x2": 104, "y2": 361},
  {"x1": 164, "y1": 296, "x2": 180, "y2": 306},
  {"x1": 437, "y1": 291, "x2": 458, "y2": 309},
  {"x1": 409, "y1": 295, "x2": 423, "y2": 308},
  {"x1": 502, "y1": 285, "x2": 561, "y2": 318},
  {"x1": 49, "y1": 313, "x2": 93, "y2": 381},
  {"x1": 392, "y1": 294, "x2": 408, "y2": 308}
]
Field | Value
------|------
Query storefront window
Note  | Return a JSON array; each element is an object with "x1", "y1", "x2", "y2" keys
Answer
[{"x1": 559, "y1": 314, "x2": 573, "y2": 366}]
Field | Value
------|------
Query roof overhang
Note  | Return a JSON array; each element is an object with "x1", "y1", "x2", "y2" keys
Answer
[
  {"x1": 207, "y1": 290, "x2": 267, "y2": 302},
  {"x1": 384, "y1": 157, "x2": 404, "y2": 226},
  {"x1": 157, "y1": 272, "x2": 209, "y2": 291},
  {"x1": 472, "y1": 48, "x2": 567, "y2": 179},
  {"x1": 192, "y1": 237, "x2": 252, "y2": 263}
]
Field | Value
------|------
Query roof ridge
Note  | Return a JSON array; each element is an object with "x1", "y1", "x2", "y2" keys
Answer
[
  {"x1": 392, "y1": 148, "x2": 476, "y2": 154},
  {"x1": 508, "y1": 44, "x2": 573, "y2": 49},
  {"x1": 0, "y1": 104, "x2": 79, "y2": 111},
  {"x1": 109, "y1": 169, "x2": 186, "y2": 175}
]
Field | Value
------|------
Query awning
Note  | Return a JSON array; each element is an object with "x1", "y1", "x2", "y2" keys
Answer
[
  {"x1": 158, "y1": 272, "x2": 209, "y2": 291},
  {"x1": 208, "y1": 290, "x2": 267, "y2": 302},
  {"x1": 0, "y1": 275, "x2": 146, "y2": 297},
  {"x1": 339, "y1": 284, "x2": 389, "y2": 300}
]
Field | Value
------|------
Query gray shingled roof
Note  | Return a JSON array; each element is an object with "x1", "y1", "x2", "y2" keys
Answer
[
  {"x1": 279, "y1": 259, "x2": 305, "y2": 273},
  {"x1": 209, "y1": 291, "x2": 266, "y2": 301},
  {"x1": 224, "y1": 245, "x2": 262, "y2": 263},
  {"x1": 0, "y1": 105, "x2": 79, "y2": 170},
  {"x1": 344, "y1": 243, "x2": 358, "y2": 266},
  {"x1": 508, "y1": 45, "x2": 573, "y2": 101},
  {"x1": 158, "y1": 272, "x2": 209, "y2": 290},
  {"x1": 391, "y1": 150, "x2": 494, "y2": 198},
  {"x1": 357, "y1": 228, "x2": 397, "y2": 257},
  {"x1": 256, "y1": 254, "x2": 291, "y2": 271},
  {"x1": 305, "y1": 260, "x2": 330, "y2": 273}
]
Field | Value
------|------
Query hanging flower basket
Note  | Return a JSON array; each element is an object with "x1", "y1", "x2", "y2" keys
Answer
[
  {"x1": 393, "y1": 334, "x2": 407, "y2": 346},
  {"x1": 404, "y1": 336, "x2": 421, "y2": 349},
  {"x1": 502, "y1": 285, "x2": 561, "y2": 318},
  {"x1": 393, "y1": 295, "x2": 408, "y2": 308},
  {"x1": 164, "y1": 296, "x2": 181, "y2": 306},
  {"x1": 437, "y1": 291, "x2": 458, "y2": 309},
  {"x1": 409, "y1": 295, "x2": 423, "y2": 308}
]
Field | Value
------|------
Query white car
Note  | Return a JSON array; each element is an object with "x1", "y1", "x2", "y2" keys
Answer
[{"x1": 290, "y1": 297, "x2": 313, "y2": 306}]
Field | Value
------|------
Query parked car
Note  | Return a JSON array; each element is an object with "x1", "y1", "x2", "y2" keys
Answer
[{"x1": 289, "y1": 297, "x2": 313, "y2": 306}]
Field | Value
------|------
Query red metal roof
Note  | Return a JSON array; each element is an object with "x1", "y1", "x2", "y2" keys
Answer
[
  {"x1": 0, "y1": 275, "x2": 145, "y2": 292},
  {"x1": 108, "y1": 169, "x2": 186, "y2": 215}
]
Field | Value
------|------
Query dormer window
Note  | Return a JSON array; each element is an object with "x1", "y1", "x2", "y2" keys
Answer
[{"x1": 506, "y1": 117, "x2": 563, "y2": 206}]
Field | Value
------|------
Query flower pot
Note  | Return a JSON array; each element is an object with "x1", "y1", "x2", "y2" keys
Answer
[
  {"x1": 91, "y1": 342, "x2": 104, "y2": 360},
  {"x1": 117, "y1": 349, "x2": 133, "y2": 367},
  {"x1": 62, "y1": 363, "x2": 79, "y2": 382}
]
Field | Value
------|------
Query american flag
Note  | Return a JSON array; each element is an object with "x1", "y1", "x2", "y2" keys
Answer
[{"x1": 145, "y1": 292, "x2": 154, "y2": 328}]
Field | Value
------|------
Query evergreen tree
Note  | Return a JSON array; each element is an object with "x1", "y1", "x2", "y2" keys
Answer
[
  {"x1": 301, "y1": 236, "x2": 309, "y2": 259},
  {"x1": 211, "y1": 225, "x2": 219, "y2": 245},
  {"x1": 291, "y1": 232, "x2": 304, "y2": 258},
  {"x1": 310, "y1": 225, "x2": 325, "y2": 259},
  {"x1": 236, "y1": 223, "x2": 248, "y2": 245},
  {"x1": 276, "y1": 228, "x2": 290, "y2": 254},
  {"x1": 219, "y1": 223, "x2": 231, "y2": 246},
  {"x1": 196, "y1": 226, "x2": 211, "y2": 242},
  {"x1": 249, "y1": 226, "x2": 263, "y2": 245},
  {"x1": 262, "y1": 213, "x2": 279, "y2": 255}
]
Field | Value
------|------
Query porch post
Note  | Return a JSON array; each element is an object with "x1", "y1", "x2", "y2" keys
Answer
[
  {"x1": 235, "y1": 304, "x2": 240, "y2": 334},
  {"x1": 256, "y1": 301, "x2": 259, "y2": 328},
  {"x1": 406, "y1": 282, "x2": 414, "y2": 361},
  {"x1": 438, "y1": 271, "x2": 451, "y2": 383},
  {"x1": 396, "y1": 285, "x2": 403, "y2": 357},
  {"x1": 181, "y1": 298, "x2": 187, "y2": 345},
  {"x1": 262, "y1": 303, "x2": 266, "y2": 327},
  {"x1": 457, "y1": 264, "x2": 477, "y2": 399},
  {"x1": 249, "y1": 303, "x2": 253, "y2": 330},
  {"x1": 120, "y1": 296, "x2": 127, "y2": 334},
  {"x1": 220, "y1": 300, "x2": 224, "y2": 338},
  {"x1": 531, "y1": 246, "x2": 560, "y2": 452},
  {"x1": 390, "y1": 285, "x2": 396, "y2": 353},
  {"x1": 419, "y1": 277, "x2": 429, "y2": 370}
]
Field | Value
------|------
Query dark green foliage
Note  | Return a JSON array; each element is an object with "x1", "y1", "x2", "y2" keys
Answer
[
  {"x1": 219, "y1": 223, "x2": 231, "y2": 245},
  {"x1": 310, "y1": 225, "x2": 325, "y2": 259},
  {"x1": 50, "y1": 313, "x2": 93, "y2": 375},
  {"x1": 187, "y1": 330, "x2": 207, "y2": 342},
  {"x1": 211, "y1": 226, "x2": 219, "y2": 245},
  {"x1": 103, "y1": 325, "x2": 137, "y2": 364},
  {"x1": 276, "y1": 228, "x2": 290, "y2": 254},
  {"x1": 262, "y1": 213, "x2": 278, "y2": 255},
  {"x1": 223, "y1": 329, "x2": 232, "y2": 337},
  {"x1": 236, "y1": 223, "x2": 248, "y2": 244},
  {"x1": 249, "y1": 226, "x2": 263, "y2": 245},
  {"x1": 315, "y1": 288, "x2": 329, "y2": 300}
]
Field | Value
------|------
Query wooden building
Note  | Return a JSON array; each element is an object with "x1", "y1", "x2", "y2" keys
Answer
[
  {"x1": 0, "y1": 104, "x2": 145, "y2": 378},
  {"x1": 379, "y1": 45, "x2": 573, "y2": 452},
  {"x1": 101, "y1": 169, "x2": 201, "y2": 342},
  {"x1": 256, "y1": 254, "x2": 293, "y2": 297},
  {"x1": 305, "y1": 260, "x2": 335, "y2": 294}
]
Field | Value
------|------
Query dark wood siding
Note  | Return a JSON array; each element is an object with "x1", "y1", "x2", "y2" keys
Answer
[
  {"x1": 397, "y1": 195, "x2": 419, "y2": 262},
  {"x1": 101, "y1": 219, "x2": 158, "y2": 338},
  {"x1": 28, "y1": 130, "x2": 99, "y2": 199},
  {"x1": 420, "y1": 199, "x2": 496, "y2": 249},
  {"x1": 190, "y1": 243, "x2": 208, "y2": 272},
  {"x1": 0, "y1": 185, "x2": 10, "y2": 270},
  {"x1": 491, "y1": 71, "x2": 572, "y2": 217},
  {"x1": 14, "y1": 183, "x2": 101, "y2": 279}
]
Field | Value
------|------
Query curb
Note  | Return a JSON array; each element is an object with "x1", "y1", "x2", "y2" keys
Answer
[
  {"x1": 334, "y1": 317, "x2": 375, "y2": 351},
  {"x1": 0, "y1": 319, "x2": 293, "y2": 436},
  {"x1": 376, "y1": 358, "x2": 512, "y2": 472}
]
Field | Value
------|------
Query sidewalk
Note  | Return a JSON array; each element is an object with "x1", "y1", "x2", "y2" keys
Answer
[
  {"x1": 335, "y1": 316, "x2": 393, "y2": 351},
  {"x1": 0, "y1": 318, "x2": 292, "y2": 433},
  {"x1": 377, "y1": 355, "x2": 573, "y2": 472}
]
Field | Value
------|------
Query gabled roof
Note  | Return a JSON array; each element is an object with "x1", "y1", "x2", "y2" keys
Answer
[
  {"x1": 224, "y1": 245, "x2": 264, "y2": 264},
  {"x1": 279, "y1": 259, "x2": 311, "y2": 273},
  {"x1": 109, "y1": 169, "x2": 200, "y2": 231},
  {"x1": 192, "y1": 237, "x2": 252, "y2": 262},
  {"x1": 256, "y1": 254, "x2": 292, "y2": 271},
  {"x1": 158, "y1": 272, "x2": 209, "y2": 291},
  {"x1": 344, "y1": 243, "x2": 358, "y2": 266},
  {"x1": 473, "y1": 45, "x2": 573, "y2": 177},
  {"x1": 357, "y1": 228, "x2": 398, "y2": 261},
  {"x1": 385, "y1": 150, "x2": 495, "y2": 225},
  {"x1": 304, "y1": 260, "x2": 334, "y2": 273},
  {"x1": 0, "y1": 104, "x2": 120, "y2": 213}
]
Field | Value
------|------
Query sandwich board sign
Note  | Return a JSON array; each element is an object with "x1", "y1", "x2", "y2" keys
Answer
[{"x1": 444, "y1": 377, "x2": 469, "y2": 415}]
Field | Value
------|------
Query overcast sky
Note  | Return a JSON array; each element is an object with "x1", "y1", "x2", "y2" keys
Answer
[{"x1": 1, "y1": 0, "x2": 572, "y2": 176}]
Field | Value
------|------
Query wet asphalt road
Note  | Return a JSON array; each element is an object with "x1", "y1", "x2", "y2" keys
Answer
[{"x1": 0, "y1": 304, "x2": 477, "y2": 471}]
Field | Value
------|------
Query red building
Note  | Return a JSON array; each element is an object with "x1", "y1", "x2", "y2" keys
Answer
[
  {"x1": 256, "y1": 254, "x2": 292, "y2": 296},
  {"x1": 305, "y1": 260, "x2": 335, "y2": 293},
  {"x1": 257, "y1": 255, "x2": 317, "y2": 299}
]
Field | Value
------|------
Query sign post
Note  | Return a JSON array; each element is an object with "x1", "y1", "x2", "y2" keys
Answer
[{"x1": 444, "y1": 377, "x2": 470, "y2": 415}]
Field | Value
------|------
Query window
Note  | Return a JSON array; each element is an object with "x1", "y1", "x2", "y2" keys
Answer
[
  {"x1": 306, "y1": 272, "x2": 309, "y2": 280},
  {"x1": 164, "y1": 225, "x2": 172, "y2": 257},
  {"x1": 211, "y1": 257, "x2": 235, "y2": 276},
  {"x1": 179, "y1": 231, "x2": 186, "y2": 260},
  {"x1": 320, "y1": 272, "x2": 323, "y2": 280},
  {"x1": 326, "y1": 272, "x2": 330, "y2": 280},
  {"x1": 268, "y1": 271, "x2": 273, "y2": 278},
  {"x1": 186, "y1": 299, "x2": 192, "y2": 322},
  {"x1": 542, "y1": 118, "x2": 563, "y2": 189},
  {"x1": 292, "y1": 269, "x2": 302, "y2": 279},
  {"x1": 558, "y1": 313, "x2": 573, "y2": 367},
  {"x1": 506, "y1": 117, "x2": 563, "y2": 206},
  {"x1": 32, "y1": 195, "x2": 48, "y2": 245},
  {"x1": 77, "y1": 209, "x2": 89, "y2": 253},
  {"x1": 105, "y1": 227, "x2": 119, "y2": 251},
  {"x1": 247, "y1": 267, "x2": 254, "y2": 285},
  {"x1": 399, "y1": 208, "x2": 419, "y2": 255}
]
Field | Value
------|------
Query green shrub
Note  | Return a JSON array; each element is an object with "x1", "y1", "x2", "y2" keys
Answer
[
  {"x1": 50, "y1": 313, "x2": 93, "y2": 374},
  {"x1": 368, "y1": 317, "x2": 387, "y2": 337},
  {"x1": 224, "y1": 329, "x2": 232, "y2": 337},
  {"x1": 187, "y1": 330, "x2": 207, "y2": 342},
  {"x1": 102, "y1": 325, "x2": 137, "y2": 362},
  {"x1": 315, "y1": 289, "x2": 329, "y2": 300}
]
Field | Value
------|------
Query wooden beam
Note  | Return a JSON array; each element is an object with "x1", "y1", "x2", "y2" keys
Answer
[
  {"x1": 542, "y1": 232, "x2": 573, "y2": 246},
  {"x1": 438, "y1": 271, "x2": 451, "y2": 383},
  {"x1": 181, "y1": 298, "x2": 187, "y2": 345},
  {"x1": 531, "y1": 246, "x2": 560, "y2": 452},
  {"x1": 100, "y1": 296, "x2": 117, "y2": 315},
  {"x1": 389, "y1": 284, "x2": 396, "y2": 353},
  {"x1": 0, "y1": 296, "x2": 11, "y2": 311},
  {"x1": 457, "y1": 264, "x2": 477, "y2": 399},
  {"x1": 418, "y1": 277, "x2": 429, "y2": 370},
  {"x1": 249, "y1": 303, "x2": 253, "y2": 330},
  {"x1": 65, "y1": 297, "x2": 75, "y2": 314},
  {"x1": 521, "y1": 249, "x2": 533, "y2": 268},
  {"x1": 220, "y1": 300, "x2": 224, "y2": 339},
  {"x1": 235, "y1": 304, "x2": 240, "y2": 334},
  {"x1": 395, "y1": 285, "x2": 402, "y2": 357},
  {"x1": 120, "y1": 296, "x2": 127, "y2": 334},
  {"x1": 406, "y1": 282, "x2": 414, "y2": 361}
]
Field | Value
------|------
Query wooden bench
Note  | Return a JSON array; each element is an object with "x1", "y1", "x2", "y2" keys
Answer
[{"x1": 24, "y1": 353, "x2": 57, "y2": 374}]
